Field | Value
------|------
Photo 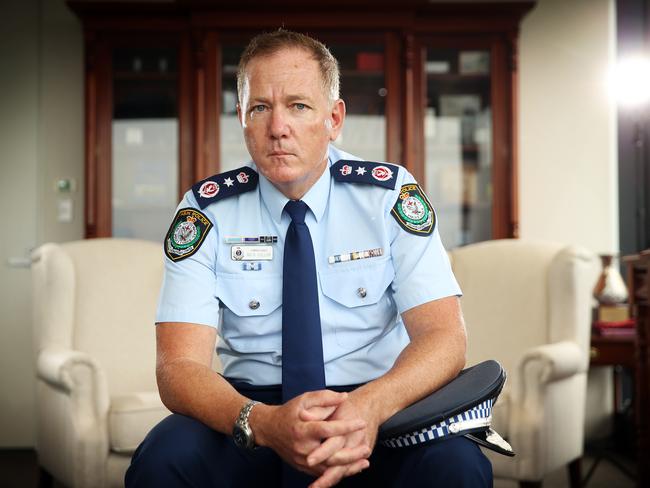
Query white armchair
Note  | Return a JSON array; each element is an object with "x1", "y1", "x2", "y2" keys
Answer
[
  {"x1": 449, "y1": 239, "x2": 600, "y2": 487},
  {"x1": 31, "y1": 239, "x2": 172, "y2": 488}
]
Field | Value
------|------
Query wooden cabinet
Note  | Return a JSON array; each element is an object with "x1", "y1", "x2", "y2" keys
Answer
[
  {"x1": 69, "y1": 0, "x2": 534, "y2": 242},
  {"x1": 623, "y1": 252, "x2": 650, "y2": 487}
]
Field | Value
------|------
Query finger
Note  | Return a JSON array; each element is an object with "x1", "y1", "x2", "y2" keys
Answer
[
  {"x1": 298, "y1": 463, "x2": 327, "y2": 478},
  {"x1": 306, "y1": 418, "x2": 366, "y2": 439},
  {"x1": 309, "y1": 465, "x2": 347, "y2": 488},
  {"x1": 299, "y1": 405, "x2": 337, "y2": 421},
  {"x1": 343, "y1": 458, "x2": 370, "y2": 477},
  {"x1": 310, "y1": 459, "x2": 369, "y2": 488},
  {"x1": 324, "y1": 444, "x2": 372, "y2": 466},
  {"x1": 307, "y1": 436, "x2": 346, "y2": 466},
  {"x1": 301, "y1": 390, "x2": 348, "y2": 410}
]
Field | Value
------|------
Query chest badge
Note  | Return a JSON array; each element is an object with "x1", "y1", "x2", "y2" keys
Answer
[
  {"x1": 225, "y1": 236, "x2": 278, "y2": 244},
  {"x1": 328, "y1": 248, "x2": 383, "y2": 264}
]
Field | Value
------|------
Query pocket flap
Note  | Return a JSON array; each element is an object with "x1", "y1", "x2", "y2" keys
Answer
[
  {"x1": 319, "y1": 258, "x2": 395, "y2": 308},
  {"x1": 215, "y1": 273, "x2": 281, "y2": 316}
]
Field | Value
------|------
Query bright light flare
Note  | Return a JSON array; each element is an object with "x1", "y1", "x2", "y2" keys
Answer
[{"x1": 609, "y1": 56, "x2": 650, "y2": 107}]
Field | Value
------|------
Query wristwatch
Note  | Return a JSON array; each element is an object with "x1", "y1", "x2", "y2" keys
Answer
[{"x1": 233, "y1": 400, "x2": 260, "y2": 450}]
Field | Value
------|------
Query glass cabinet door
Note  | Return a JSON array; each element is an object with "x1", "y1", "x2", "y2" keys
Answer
[
  {"x1": 111, "y1": 46, "x2": 180, "y2": 241},
  {"x1": 219, "y1": 37, "x2": 388, "y2": 171},
  {"x1": 422, "y1": 47, "x2": 493, "y2": 249},
  {"x1": 328, "y1": 42, "x2": 386, "y2": 161}
]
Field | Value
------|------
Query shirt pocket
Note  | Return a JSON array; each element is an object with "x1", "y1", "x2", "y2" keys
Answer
[
  {"x1": 215, "y1": 273, "x2": 282, "y2": 353},
  {"x1": 319, "y1": 257, "x2": 397, "y2": 349}
]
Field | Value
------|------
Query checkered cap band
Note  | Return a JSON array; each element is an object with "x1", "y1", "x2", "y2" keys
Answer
[{"x1": 380, "y1": 398, "x2": 494, "y2": 448}]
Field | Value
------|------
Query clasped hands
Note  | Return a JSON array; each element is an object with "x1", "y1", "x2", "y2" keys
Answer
[{"x1": 253, "y1": 390, "x2": 380, "y2": 488}]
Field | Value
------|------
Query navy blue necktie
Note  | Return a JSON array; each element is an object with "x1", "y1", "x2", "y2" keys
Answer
[
  {"x1": 281, "y1": 200, "x2": 326, "y2": 487},
  {"x1": 281, "y1": 200, "x2": 326, "y2": 402}
]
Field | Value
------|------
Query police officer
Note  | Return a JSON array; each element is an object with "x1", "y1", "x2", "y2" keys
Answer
[{"x1": 126, "y1": 29, "x2": 492, "y2": 488}]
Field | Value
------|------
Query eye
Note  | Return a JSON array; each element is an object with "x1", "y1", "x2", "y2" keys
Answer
[
  {"x1": 251, "y1": 105, "x2": 267, "y2": 113},
  {"x1": 294, "y1": 103, "x2": 307, "y2": 111}
]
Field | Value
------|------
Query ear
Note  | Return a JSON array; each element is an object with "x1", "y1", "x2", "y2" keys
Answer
[{"x1": 327, "y1": 99, "x2": 346, "y2": 141}]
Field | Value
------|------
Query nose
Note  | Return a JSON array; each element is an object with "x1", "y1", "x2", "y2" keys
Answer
[{"x1": 269, "y1": 107, "x2": 290, "y2": 139}]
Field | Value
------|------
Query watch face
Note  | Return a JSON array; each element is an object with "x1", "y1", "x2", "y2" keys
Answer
[
  {"x1": 233, "y1": 427, "x2": 246, "y2": 448},
  {"x1": 233, "y1": 425, "x2": 251, "y2": 449}
]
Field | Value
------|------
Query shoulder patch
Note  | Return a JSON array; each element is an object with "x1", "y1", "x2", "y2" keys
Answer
[
  {"x1": 330, "y1": 159, "x2": 398, "y2": 190},
  {"x1": 164, "y1": 208, "x2": 213, "y2": 262},
  {"x1": 191, "y1": 166, "x2": 259, "y2": 209},
  {"x1": 391, "y1": 183, "x2": 436, "y2": 236}
]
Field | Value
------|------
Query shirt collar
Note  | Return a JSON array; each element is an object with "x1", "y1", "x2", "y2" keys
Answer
[{"x1": 259, "y1": 150, "x2": 333, "y2": 224}]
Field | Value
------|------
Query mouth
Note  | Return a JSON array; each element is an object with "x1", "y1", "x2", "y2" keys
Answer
[{"x1": 268, "y1": 151, "x2": 293, "y2": 157}]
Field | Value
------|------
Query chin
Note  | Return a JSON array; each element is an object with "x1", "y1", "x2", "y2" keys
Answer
[{"x1": 263, "y1": 167, "x2": 304, "y2": 186}]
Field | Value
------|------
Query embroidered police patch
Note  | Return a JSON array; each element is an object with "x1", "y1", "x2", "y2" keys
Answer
[
  {"x1": 391, "y1": 184, "x2": 436, "y2": 236},
  {"x1": 164, "y1": 208, "x2": 213, "y2": 262}
]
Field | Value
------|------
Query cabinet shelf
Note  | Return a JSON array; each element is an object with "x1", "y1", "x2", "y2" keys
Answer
[
  {"x1": 341, "y1": 69, "x2": 384, "y2": 77},
  {"x1": 113, "y1": 71, "x2": 177, "y2": 80},
  {"x1": 426, "y1": 73, "x2": 490, "y2": 82}
]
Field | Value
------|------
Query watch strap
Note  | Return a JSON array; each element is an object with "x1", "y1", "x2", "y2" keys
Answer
[
  {"x1": 238, "y1": 400, "x2": 259, "y2": 425},
  {"x1": 235, "y1": 400, "x2": 259, "y2": 449}
]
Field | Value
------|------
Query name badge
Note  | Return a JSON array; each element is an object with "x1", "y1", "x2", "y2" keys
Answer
[{"x1": 231, "y1": 245, "x2": 273, "y2": 261}]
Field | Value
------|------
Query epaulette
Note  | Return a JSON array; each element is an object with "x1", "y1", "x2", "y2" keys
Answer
[
  {"x1": 330, "y1": 159, "x2": 399, "y2": 190},
  {"x1": 191, "y1": 166, "x2": 259, "y2": 210}
]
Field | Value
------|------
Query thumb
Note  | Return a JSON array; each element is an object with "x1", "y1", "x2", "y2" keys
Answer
[
  {"x1": 299, "y1": 405, "x2": 338, "y2": 421},
  {"x1": 301, "y1": 390, "x2": 348, "y2": 410}
]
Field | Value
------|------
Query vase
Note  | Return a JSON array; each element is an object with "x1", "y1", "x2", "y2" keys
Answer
[{"x1": 593, "y1": 254, "x2": 629, "y2": 305}]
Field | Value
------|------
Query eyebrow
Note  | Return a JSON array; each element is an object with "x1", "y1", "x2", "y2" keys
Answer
[
  {"x1": 248, "y1": 94, "x2": 314, "y2": 106},
  {"x1": 285, "y1": 94, "x2": 313, "y2": 103}
]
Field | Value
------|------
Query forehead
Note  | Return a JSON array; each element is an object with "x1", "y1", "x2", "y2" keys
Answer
[{"x1": 244, "y1": 48, "x2": 322, "y2": 89}]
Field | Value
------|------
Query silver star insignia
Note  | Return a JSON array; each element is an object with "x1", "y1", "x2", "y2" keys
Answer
[
  {"x1": 355, "y1": 167, "x2": 367, "y2": 175},
  {"x1": 224, "y1": 177, "x2": 234, "y2": 187}
]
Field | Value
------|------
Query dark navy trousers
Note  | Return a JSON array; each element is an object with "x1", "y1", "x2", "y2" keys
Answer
[{"x1": 125, "y1": 383, "x2": 493, "y2": 487}]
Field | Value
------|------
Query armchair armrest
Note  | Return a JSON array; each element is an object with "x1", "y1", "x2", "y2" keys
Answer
[
  {"x1": 508, "y1": 340, "x2": 589, "y2": 478},
  {"x1": 520, "y1": 341, "x2": 585, "y2": 383},
  {"x1": 516, "y1": 340, "x2": 585, "y2": 409},
  {"x1": 35, "y1": 347, "x2": 112, "y2": 486},
  {"x1": 36, "y1": 346, "x2": 110, "y2": 417}
]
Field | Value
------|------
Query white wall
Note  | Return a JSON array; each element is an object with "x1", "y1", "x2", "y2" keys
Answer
[
  {"x1": 0, "y1": 0, "x2": 83, "y2": 447},
  {"x1": 518, "y1": 0, "x2": 617, "y2": 442},
  {"x1": 518, "y1": 0, "x2": 619, "y2": 254},
  {"x1": 0, "y1": 0, "x2": 40, "y2": 448},
  {"x1": 39, "y1": 0, "x2": 85, "y2": 244}
]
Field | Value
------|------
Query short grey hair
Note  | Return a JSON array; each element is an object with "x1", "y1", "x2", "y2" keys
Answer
[{"x1": 237, "y1": 29, "x2": 340, "y2": 104}]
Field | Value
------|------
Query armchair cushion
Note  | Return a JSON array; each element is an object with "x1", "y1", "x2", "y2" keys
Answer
[{"x1": 109, "y1": 392, "x2": 170, "y2": 453}]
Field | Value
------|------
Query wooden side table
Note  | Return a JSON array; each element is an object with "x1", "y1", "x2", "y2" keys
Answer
[
  {"x1": 587, "y1": 332, "x2": 637, "y2": 485},
  {"x1": 588, "y1": 251, "x2": 650, "y2": 488},
  {"x1": 590, "y1": 335, "x2": 636, "y2": 369}
]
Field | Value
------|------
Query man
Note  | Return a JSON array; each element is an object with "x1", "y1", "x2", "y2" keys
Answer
[{"x1": 126, "y1": 30, "x2": 492, "y2": 487}]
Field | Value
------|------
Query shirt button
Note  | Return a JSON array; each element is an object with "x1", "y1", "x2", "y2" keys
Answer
[
  {"x1": 357, "y1": 287, "x2": 367, "y2": 298},
  {"x1": 248, "y1": 300, "x2": 260, "y2": 310}
]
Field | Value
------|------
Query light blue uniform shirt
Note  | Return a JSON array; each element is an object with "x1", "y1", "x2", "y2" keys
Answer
[{"x1": 156, "y1": 145, "x2": 461, "y2": 386}]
